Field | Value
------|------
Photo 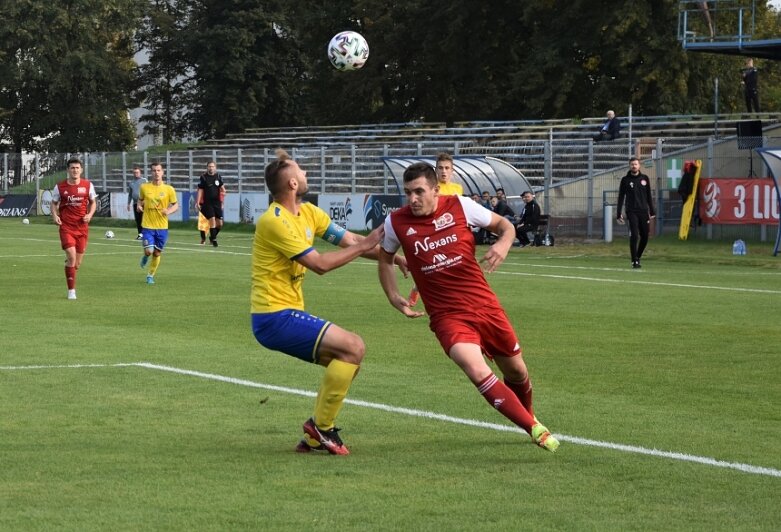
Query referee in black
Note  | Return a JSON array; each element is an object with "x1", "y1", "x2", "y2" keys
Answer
[
  {"x1": 196, "y1": 161, "x2": 226, "y2": 247},
  {"x1": 617, "y1": 157, "x2": 656, "y2": 269}
]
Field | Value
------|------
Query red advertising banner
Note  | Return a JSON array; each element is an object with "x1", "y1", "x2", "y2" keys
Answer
[{"x1": 699, "y1": 178, "x2": 780, "y2": 224}]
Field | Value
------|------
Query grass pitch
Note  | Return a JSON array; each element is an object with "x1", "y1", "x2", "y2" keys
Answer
[{"x1": 1, "y1": 218, "x2": 779, "y2": 530}]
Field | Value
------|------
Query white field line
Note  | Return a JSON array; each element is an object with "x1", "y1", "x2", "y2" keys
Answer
[
  {"x1": 2, "y1": 361, "x2": 779, "y2": 479},
  {"x1": 491, "y1": 270, "x2": 781, "y2": 294},
  {"x1": 350, "y1": 260, "x2": 781, "y2": 293}
]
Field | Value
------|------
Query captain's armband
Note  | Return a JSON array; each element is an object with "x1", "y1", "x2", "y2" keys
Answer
[{"x1": 321, "y1": 221, "x2": 346, "y2": 245}]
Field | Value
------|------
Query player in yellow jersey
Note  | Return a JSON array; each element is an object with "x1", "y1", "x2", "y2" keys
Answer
[
  {"x1": 138, "y1": 162, "x2": 179, "y2": 284},
  {"x1": 435, "y1": 152, "x2": 464, "y2": 196},
  {"x1": 251, "y1": 150, "x2": 407, "y2": 455}
]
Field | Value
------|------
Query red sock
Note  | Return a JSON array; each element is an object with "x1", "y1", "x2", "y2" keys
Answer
[
  {"x1": 505, "y1": 376, "x2": 534, "y2": 418},
  {"x1": 477, "y1": 374, "x2": 535, "y2": 433},
  {"x1": 65, "y1": 266, "x2": 76, "y2": 290}
]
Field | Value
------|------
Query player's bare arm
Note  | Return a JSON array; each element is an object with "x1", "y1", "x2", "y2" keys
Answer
[
  {"x1": 340, "y1": 230, "x2": 409, "y2": 277},
  {"x1": 480, "y1": 213, "x2": 514, "y2": 273},
  {"x1": 51, "y1": 201, "x2": 62, "y2": 225},
  {"x1": 164, "y1": 202, "x2": 179, "y2": 217},
  {"x1": 83, "y1": 198, "x2": 96, "y2": 223},
  {"x1": 296, "y1": 225, "x2": 384, "y2": 275},
  {"x1": 378, "y1": 247, "x2": 424, "y2": 318}
]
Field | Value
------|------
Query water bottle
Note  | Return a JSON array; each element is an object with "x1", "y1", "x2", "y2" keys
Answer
[{"x1": 732, "y1": 240, "x2": 740, "y2": 255}]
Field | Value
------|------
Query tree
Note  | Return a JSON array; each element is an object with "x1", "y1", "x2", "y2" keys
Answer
[
  {"x1": 135, "y1": 0, "x2": 199, "y2": 145},
  {"x1": 186, "y1": 0, "x2": 310, "y2": 137},
  {"x1": 0, "y1": 0, "x2": 140, "y2": 157}
]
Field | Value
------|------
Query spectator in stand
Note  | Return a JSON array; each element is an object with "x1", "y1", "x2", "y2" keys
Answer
[
  {"x1": 515, "y1": 191, "x2": 541, "y2": 247},
  {"x1": 126, "y1": 166, "x2": 146, "y2": 239},
  {"x1": 593, "y1": 110, "x2": 621, "y2": 142},
  {"x1": 741, "y1": 58, "x2": 760, "y2": 113}
]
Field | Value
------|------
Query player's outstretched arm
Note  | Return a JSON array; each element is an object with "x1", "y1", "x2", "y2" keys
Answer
[
  {"x1": 479, "y1": 213, "x2": 514, "y2": 273},
  {"x1": 340, "y1": 230, "x2": 409, "y2": 277},
  {"x1": 378, "y1": 248, "x2": 424, "y2": 318},
  {"x1": 296, "y1": 226, "x2": 384, "y2": 275}
]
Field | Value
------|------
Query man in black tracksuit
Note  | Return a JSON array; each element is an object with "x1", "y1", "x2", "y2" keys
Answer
[
  {"x1": 617, "y1": 157, "x2": 655, "y2": 268},
  {"x1": 515, "y1": 191, "x2": 541, "y2": 247}
]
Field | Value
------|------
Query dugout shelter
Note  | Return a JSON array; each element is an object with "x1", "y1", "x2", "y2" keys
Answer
[
  {"x1": 755, "y1": 149, "x2": 781, "y2": 256},
  {"x1": 382, "y1": 156, "x2": 534, "y2": 198}
]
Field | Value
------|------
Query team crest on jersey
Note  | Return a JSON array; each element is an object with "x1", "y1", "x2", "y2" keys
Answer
[
  {"x1": 77, "y1": 187, "x2": 86, "y2": 194},
  {"x1": 640, "y1": 179, "x2": 647, "y2": 186},
  {"x1": 306, "y1": 228, "x2": 312, "y2": 240},
  {"x1": 432, "y1": 213, "x2": 455, "y2": 231}
]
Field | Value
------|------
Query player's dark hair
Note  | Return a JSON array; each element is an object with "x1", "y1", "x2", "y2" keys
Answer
[
  {"x1": 66, "y1": 157, "x2": 82, "y2": 167},
  {"x1": 265, "y1": 149, "x2": 292, "y2": 196},
  {"x1": 150, "y1": 162, "x2": 164, "y2": 169},
  {"x1": 629, "y1": 157, "x2": 640, "y2": 164},
  {"x1": 403, "y1": 162, "x2": 437, "y2": 186}
]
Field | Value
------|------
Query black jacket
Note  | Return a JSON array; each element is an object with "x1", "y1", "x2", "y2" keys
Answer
[
  {"x1": 617, "y1": 171, "x2": 655, "y2": 217},
  {"x1": 601, "y1": 117, "x2": 621, "y2": 140},
  {"x1": 493, "y1": 199, "x2": 515, "y2": 218},
  {"x1": 518, "y1": 200, "x2": 541, "y2": 229}
]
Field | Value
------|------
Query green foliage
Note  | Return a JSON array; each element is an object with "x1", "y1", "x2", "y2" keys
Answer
[
  {"x1": 0, "y1": 0, "x2": 140, "y2": 153},
  {"x1": 0, "y1": 220, "x2": 779, "y2": 530},
  {"x1": 135, "y1": 0, "x2": 199, "y2": 144},
  {"x1": 3, "y1": 1, "x2": 781, "y2": 145}
]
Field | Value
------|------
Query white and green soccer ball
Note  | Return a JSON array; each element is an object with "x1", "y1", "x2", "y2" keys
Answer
[
  {"x1": 327, "y1": 31, "x2": 369, "y2": 71},
  {"x1": 105, "y1": 230, "x2": 115, "y2": 239}
]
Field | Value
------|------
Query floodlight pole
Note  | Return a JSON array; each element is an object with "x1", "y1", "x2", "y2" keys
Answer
[{"x1": 714, "y1": 77, "x2": 719, "y2": 137}]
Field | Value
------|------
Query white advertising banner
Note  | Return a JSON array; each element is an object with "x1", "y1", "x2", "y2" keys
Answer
[{"x1": 319, "y1": 194, "x2": 403, "y2": 231}]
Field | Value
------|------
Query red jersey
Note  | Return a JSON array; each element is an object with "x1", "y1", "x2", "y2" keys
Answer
[
  {"x1": 52, "y1": 179, "x2": 96, "y2": 228},
  {"x1": 383, "y1": 195, "x2": 501, "y2": 319}
]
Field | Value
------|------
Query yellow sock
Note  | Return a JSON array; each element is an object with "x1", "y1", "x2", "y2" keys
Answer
[
  {"x1": 149, "y1": 254, "x2": 161, "y2": 275},
  {"x1": 313, "y1": 359, "x2": 359, "y2": 431}
]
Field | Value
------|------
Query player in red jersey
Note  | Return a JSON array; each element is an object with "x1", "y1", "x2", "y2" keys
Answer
[
  {"x1": 377, "y1": 162, "x2": 559, "y2": 452},
  {"x1": 51, "y1": 158, "x2": 97, "y2": 300}
]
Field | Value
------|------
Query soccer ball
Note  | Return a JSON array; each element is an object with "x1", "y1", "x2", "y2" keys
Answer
[
  {"x1": 22, "y1": 218, "x2": 30, "y2": 224},
  {"x1": 327, "y1": 31, "x2": 369, "y2": 71},
  {"x1": 105, "y1": 230, "x2": 115, "y2": 239}
]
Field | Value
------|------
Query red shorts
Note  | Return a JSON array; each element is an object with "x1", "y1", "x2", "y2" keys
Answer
[
  {"x1": 60, "y1": 226, "x2": 89, "y2": 253},
  {"x1": 430, "y1": 309, "x2": 522, "y2": 360}
]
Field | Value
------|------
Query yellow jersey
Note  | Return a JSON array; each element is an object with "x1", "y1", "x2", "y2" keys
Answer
[
  {"x1": 140, "y1": 182, "x2": 177, "y2": 230},
  {"x1": 438, "y1": 181, "x2": 464, "y2": 196},
  {"x1": 251, "y1": 201, "x2": 332, "y2": 313}
]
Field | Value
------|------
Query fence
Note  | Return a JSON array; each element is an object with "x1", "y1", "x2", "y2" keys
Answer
[{"x1": 3, "y1": 134, "x2": 779, "y2": 241}]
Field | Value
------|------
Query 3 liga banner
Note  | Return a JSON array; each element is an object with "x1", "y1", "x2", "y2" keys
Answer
[{"x1": 699, "y1": 178, "x2": 780, "y2": 224}]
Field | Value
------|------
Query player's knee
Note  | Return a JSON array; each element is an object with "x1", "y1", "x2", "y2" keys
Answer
[{"x1": 342, "y1": 334, "x2": 366, "y2": 364}]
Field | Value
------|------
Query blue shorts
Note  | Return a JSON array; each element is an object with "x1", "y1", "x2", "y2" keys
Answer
[
  {"x1": 141, "y1": 228, "x2": 169, "y2": 251},
  {"x1": 251, "y1": 309, "x2": 331, "y2": 363}
]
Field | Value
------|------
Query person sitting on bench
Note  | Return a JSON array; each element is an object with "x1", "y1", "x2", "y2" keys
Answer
[
  {"x1": 515, "y1": 191, "x2": 541, "y2": 247},
  {"x1": 593, "y1": 110, "x2": 621, "y2": 141}
]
